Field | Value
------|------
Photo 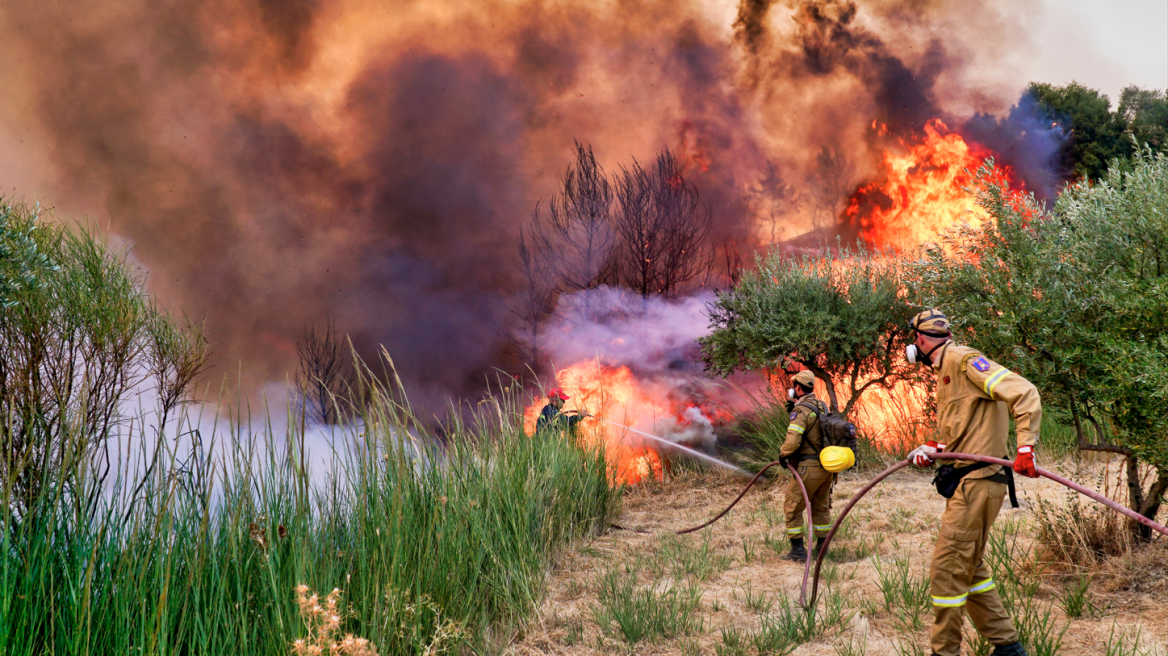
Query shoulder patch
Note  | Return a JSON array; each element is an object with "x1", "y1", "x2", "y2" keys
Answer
[
  {"x1": 790, "y1": 412, "x2": 799, "y2": 421},
  {"x1": 972, "y1": 357, "x2": 991, "y2": 372}
]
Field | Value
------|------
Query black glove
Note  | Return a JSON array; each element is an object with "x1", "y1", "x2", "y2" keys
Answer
[
  {"x1": 778, "y1": 456, "x2": 791, "y2": 469},
  {"x1": 785, "y1": 399, "x2": 795, "y2": 413}
]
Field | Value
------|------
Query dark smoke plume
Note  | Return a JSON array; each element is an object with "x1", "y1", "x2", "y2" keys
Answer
[{"x1": 0, "y1": 0, "x2": 1047, "y2": 411}]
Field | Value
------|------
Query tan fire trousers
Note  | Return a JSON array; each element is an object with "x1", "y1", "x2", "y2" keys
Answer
[
  {"x1": 783, "y1": 460, "x2": 834, "y2": 539},
  {"x1": 930, "y1": 477, "x2": 1019, "y2": 656}
]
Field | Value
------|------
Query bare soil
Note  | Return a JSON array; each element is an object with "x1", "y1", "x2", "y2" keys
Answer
[{"x1": 511, "y1": 460, "x2": 1168, "y2": 655}]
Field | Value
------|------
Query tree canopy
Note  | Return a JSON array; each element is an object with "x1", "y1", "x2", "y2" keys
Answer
[
  {"x1": 1024, "y1": 82, "x2": 1168, "y2": 181},
  {"x1": 700, "y1": 244, "x2": 916, "y2": 415},
  {"x1": 912, "y1": 150, "x2": 1168, "y2": 529}
]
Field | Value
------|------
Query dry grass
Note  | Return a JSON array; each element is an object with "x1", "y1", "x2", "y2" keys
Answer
[{"x1": 512, "y1": 458, "x2": 1168, "y2": 656}]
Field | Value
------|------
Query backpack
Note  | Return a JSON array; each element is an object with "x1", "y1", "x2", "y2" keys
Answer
[{"x1": 797, "y1": 399, "x2": 858, "y2": 454}]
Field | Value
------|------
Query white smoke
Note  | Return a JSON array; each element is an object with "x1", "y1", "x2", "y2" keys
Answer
[
  {"x1": 655, "y1": 405, "x2": 717, "y2": 450},
  {"x1": 538, "y1": 286, "x2": 741, "y2": 452},
  {"x1": 542, "y1": 286, "x2": 715, "y2": 372}
]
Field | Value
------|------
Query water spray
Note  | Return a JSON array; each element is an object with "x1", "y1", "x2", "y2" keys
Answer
[{"x1": 596, "y1": 417, "x2": 752, "y2": 478}]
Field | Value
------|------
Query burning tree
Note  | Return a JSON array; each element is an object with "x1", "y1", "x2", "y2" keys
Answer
[
  {"x1": 914, "y1": 150, "x2": 1168, "y2": 535},
  {"x1": 747, "y1": 160, "x2": 802, "y2": 245},
  {"x1": 613, "y1": 150, "x2": 715, "y2": 299},
  {"x1": 528, "y1": 142, "x2": 618, "y2": 298},
  {"x1": 700, "y1": 243, "x2": 917, "y2": 416}
]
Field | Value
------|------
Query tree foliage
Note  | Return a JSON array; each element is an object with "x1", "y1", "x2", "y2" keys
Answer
[
  {"x1": 1025, "y1": 82, "x2": 1168, "y2": 181},
  {"x1": 700, "y1": 244, "x2": 916, "y2": 415},
  {"x1": 0, "y1": 201, "x2": 209, "y2": 517},
  {"x1": 913, "y1": 150, "x2": 1168, "y2": 530},
  {"x1": 0, "y1": 202, "x2": 57, "y2": 308}
]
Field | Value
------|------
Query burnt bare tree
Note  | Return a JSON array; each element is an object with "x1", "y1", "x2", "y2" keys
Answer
[
  {"x1": 748, "y1": 160, "x2": 803, "y2": 244},
  {"x1": 507, "y1": 223, "x2": 559, "y2": 366},
  {"x1": 542, "y1": 141, "x2": 618, "y2": 293},
  {"x1": 614, "y1": 150, "x2": 715, "y2": 298},
  {"x1": 294, "y1": 319, "x2": 354, "y2": 425},
  {"x1": 807, "y1": 145, "x2": 854, "y2": 229}
]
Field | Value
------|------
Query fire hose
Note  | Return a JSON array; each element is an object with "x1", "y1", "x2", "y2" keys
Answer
[{"x1": 677, "y1": 453, "x2": 1168, "y2": 610}]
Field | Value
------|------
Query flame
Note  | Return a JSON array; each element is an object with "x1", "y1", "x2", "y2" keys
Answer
[
  {"x1": 524, "y1": 362, "x2": 663, "y2": 485},
  {"x1": 845, "y1": 119, "x2": 1014, "y2": 251}
]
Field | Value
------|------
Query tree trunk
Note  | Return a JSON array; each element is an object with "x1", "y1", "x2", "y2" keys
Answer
[
  {"x1": 803, "y1": 362, "x2": 839, "y2": 413},
  {"x1": 1136, "y1": 468, "x2": 1168, "y2": 540}
]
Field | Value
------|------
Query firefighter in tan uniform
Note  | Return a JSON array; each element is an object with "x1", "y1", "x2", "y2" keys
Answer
[
  {"x1": 905, "y1": 309, "x2": 1041, "y2": 656},
  {"x1": 777, "y1": 370, "x2": 835, "y2": 562}
]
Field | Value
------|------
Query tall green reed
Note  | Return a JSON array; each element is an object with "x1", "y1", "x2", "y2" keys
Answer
[{"x1": 2, "y1": 365, "x2": 619, "y2": 655}]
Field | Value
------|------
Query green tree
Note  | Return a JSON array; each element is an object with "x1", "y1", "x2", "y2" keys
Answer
[
  {"x1": 700, "y1": 244, "x2": 916, "y2": 415},
  {"x1": 0, "y1": 202, "x2": 57, "y2": 308},
  {"x1": 0, "y1": 200, "x2": 209, "y2": 517},
  {"x1": 913, "y1": 151, "x2": 1168, "y2": 534},
  {"x1": 1026, "y1": 81, "x2": 1127, "y2": 181},
  {"x1": 1119, "y1": 85, "x2": 1168, "y2": 153}
]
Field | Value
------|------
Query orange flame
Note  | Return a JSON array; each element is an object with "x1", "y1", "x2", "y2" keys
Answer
[
  {"x1": 524, "y1": 362, "x2": 663, "y2": 485},
  {"x1": 845, "y1": 119, "x2": 1013, "y2": 251}
]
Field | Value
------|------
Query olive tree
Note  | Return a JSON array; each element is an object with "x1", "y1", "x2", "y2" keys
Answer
[
  {"x1": 701, "y1": 244, "x2": 917, "y2": 415},
  {"x1": 913, "y1": 149, "x2": 1168, "y2": 533}
]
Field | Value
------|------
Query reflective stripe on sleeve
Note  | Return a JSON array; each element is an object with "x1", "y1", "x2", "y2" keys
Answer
[
  {"x1": 932, "y1": 593, "x2": 968, "y2": 608},
  {"x1": 969, "y1": 578, "x2": 996, "y2": 594},
  {"x1": 984, "y1": 368, "x2": 1012, "y2": 397},
  {"x1": 789, "y1": 424, "x2": 805, "y2": 435}
]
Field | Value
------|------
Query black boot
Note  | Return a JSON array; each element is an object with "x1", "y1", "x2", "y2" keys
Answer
[
  {"x1": 813, "y1": 537, "x2": 825, "y2": 558},
  {"x1": 992, "y1": 641, "x2": 1029, "y2": 656},
  {"x1": 784, "y1": 537, "x2": 807, "y2": 561}
]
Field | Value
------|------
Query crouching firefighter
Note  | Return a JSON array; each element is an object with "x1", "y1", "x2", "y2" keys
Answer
[
  {"x1": 905, "y1": 309, "x2": 1041, "y2": 656},
  {"x1": 777, "y1": 370, "x2": 837, "y2": 562},
  {"x1": 536, "y1": 387, "x2": 590, "y2": 435}
]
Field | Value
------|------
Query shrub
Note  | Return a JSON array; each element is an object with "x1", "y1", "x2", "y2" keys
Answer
[{"x1": 1, "y1": 360, "x2": 620, "y2": 655}]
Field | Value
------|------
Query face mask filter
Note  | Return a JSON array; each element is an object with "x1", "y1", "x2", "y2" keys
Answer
[
  {"x1": 907, "y1": 340, "x2": 947, "y2": 367},
  {"x1": 787, "y1": 388, "x2": 796, "y2": 399}
]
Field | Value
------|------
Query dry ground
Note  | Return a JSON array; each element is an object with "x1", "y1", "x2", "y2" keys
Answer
[{"x1": 511, "y1": 459, "x2": 1168, "y2": 656}]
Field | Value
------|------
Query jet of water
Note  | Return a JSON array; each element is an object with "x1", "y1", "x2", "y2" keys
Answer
[{"x1": 597, "y1": 417, "x2": 752, "y2": 478}]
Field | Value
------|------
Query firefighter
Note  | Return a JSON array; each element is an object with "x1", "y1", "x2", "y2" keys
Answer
[
  {"x1": 536, "y1": 387, "x2": 589, "y2": 434},
  {"x1": 905, "y1": 309, "x2": 1041, "y2": 656},
  {"x1": 778, "y1": 370, "x2": 835, "y2": 562}
]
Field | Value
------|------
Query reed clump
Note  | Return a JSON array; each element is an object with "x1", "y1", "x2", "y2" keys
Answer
[{"x1": 0, "y1": 205, "x2": 621, "y2": 655}]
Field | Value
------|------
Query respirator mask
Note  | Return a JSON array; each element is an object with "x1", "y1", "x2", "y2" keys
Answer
[
  {"x1": 787, "y1": 388, "x2": 796, "y2": 399},
  {"x1": 906, "y1": 310, "x2": 951, "y2": 367},
  {"x1": 905, "y1": 339, "x2": 948, "y2": 366}
]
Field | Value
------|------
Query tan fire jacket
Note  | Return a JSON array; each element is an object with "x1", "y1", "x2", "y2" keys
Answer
[
  {"x1": 779, "y1": 392, "x2": 826, "y2": 461},
  {"x1": 933, "y1": 342, "x2": 1041, "y2": 479}
]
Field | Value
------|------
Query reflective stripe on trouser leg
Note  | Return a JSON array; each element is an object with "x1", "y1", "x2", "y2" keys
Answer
[
  {"x1": 965, "y1": 559, "x2": 1017, "y2": 647},
  {"x1": 782, "y1": 469, "x2": 806, "y2": 536},
  {"x1": 930, "y1": 479, "x2": 1018, "y2": 656},
  {"x1": 969, "y1": 578, "x2": 995, "y2": 594},
  {"x1": 932, "y1": 593, "x2": 967, "y2": 608}
]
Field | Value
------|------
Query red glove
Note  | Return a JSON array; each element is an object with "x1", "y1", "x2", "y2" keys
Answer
[{"x1": 1014, "y1": 445, "x2": 1038, "y2": 478}]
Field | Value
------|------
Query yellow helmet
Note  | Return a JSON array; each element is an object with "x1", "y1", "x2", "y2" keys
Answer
[{"x1": 819, "y1": 446, "x2": 855, "y2": 473}]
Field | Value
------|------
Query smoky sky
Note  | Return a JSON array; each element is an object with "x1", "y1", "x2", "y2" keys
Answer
[{"x1": 0, "y1": 0, "x2": 1055, "y2": 410}]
